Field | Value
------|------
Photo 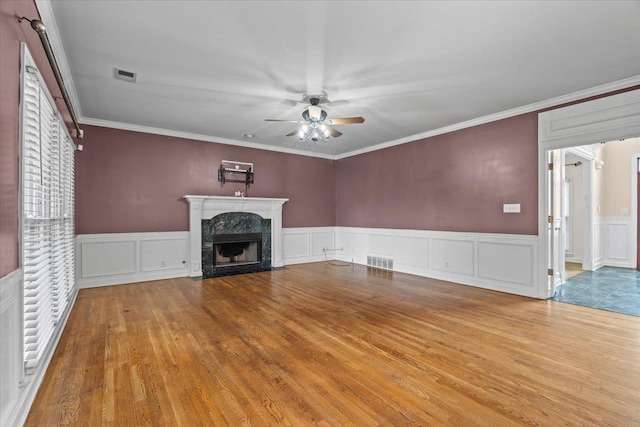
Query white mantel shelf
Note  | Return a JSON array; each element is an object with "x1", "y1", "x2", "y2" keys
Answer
[{"x1": 184, "y1": 195, "x2": 289, "y2": 277}]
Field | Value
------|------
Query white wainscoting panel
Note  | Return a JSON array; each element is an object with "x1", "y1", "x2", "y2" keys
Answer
[
  {"x1": 335, "y1": 227, "x2": 539, "y2": 298},
  {"x1": 395, "y1": 236, "x2": 430, "y2": 270},
  {"x1": 282, "y1": 227, "x2": 335, "y2": 265},
  {"x1": 430, "y1": 238, "x2": 474, "y2": 276},
  {"x1": 140, "y1": 238, "x2": 188, "y2": 272},
  {"x1": 0, "y1": 269, "x2": 21, "y2": 427},
  {"x1": 76, "y1": 232, "x2": 189, "y2": 288},
  {"x1": 336, "y1": 231, "x2": 367, "y2": 259},
  {"x1": 478, "y1": 242, "x2": 534, "y2": 286},
  {"x1": 310, "y1": 230, "x2": 335, "y2": 257},
  {"x1": 283, "y1": 232, "x2": 309, "y2": 259},
  {"x1": 368, "y1": 234, "x2": 395, "y2": 257},
  {"x1": 81, "y1": 240, "x2": 137, "y2": 278},
  {"x1": 602, "y1": 217, "x2": 634, "y2": 268}
]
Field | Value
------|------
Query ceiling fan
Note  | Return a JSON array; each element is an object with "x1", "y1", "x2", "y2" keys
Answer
[{"x1": 265, "y1": 96, "x2": 364, "y2": 143}]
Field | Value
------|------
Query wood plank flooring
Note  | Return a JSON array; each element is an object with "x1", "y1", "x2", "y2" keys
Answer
[{"x1": 25, "y1": 262, "x2": 640, "y2": 426}]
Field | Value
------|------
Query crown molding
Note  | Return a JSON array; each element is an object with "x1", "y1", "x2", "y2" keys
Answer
[
  {"x1": 81, "y1": 76, "x2": 640, "y2": 162},
  {"x1": 37, "y1": 0, "x2": 639, "y2": 162},
  {"x1": 79, "y1": 117, "x2": 336, "y2": 160},
  {"x1": 81, "y1": 74, "x2": 640, "y2": 162},
  {"x1": 334, "y1": 75, "x2": 640, "y2": 160},
  {"x1": 34, "y1": 0, "x2": 83, "y2": 118}
]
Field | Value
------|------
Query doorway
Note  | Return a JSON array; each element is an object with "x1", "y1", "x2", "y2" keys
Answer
[
  {"x1": 549, "y1": 139, "x2": 640, "y2": 316},
  {"x1": 537, "y1": 88, "x2": 640, "y2": 299}
]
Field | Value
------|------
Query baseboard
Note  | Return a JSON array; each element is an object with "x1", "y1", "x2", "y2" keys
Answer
[{"x1": 78, "y1": 269, "x2": 190, "y2": 288}]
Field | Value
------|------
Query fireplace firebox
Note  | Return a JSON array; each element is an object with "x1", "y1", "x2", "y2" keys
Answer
[
  {"x1": 201, "y1": 212, "x2": 271, "y2": 278},
  {"x1": 212, "y1": 233, "x2": 262, "y2": 275}
]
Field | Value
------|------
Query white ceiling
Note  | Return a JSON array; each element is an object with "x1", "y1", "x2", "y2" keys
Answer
[{"x1": 40, "y1": 0, "x2": 640, "y2": 159}]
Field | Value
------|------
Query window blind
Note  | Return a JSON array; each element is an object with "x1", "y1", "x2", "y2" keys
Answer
[{"x1": 21, "y1": 46, "x2": 76, "y2": 371}]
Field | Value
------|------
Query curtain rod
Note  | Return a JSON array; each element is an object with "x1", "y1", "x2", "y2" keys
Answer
[{"x1": 19, "y1": 17, "x2": 84, "y2": 139}]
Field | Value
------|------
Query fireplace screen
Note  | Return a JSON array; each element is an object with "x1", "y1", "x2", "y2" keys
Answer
[{"x1": 215, "y1": 241, "x2": 259, "y2": 267}]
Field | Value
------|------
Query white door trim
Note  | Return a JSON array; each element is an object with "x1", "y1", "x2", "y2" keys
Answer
[
  {"x1": 537, "y1": 89, "x2": 640, "y2": 298},
  {"x1": 630, "y1": 153, "x2": 640, "y2": 269}
]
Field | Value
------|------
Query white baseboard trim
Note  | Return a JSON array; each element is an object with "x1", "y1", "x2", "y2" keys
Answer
[{"x1": 76, "y1": 232, "x2": 190, "y2": 288}]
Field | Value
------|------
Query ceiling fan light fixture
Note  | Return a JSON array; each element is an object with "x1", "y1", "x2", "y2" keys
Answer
[
  {"x1": 308, "y1": 104, "x2": 322, "y2": 120},
  {"x1": 265, "y1": 94, "x2": 364, "y2": 143}
]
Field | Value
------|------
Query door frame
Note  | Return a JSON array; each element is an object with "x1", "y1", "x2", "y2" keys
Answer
[
  {"x1": 564, "y1": 146, "x2": 597, "y2": 272},
  {"x1": 537, "y1": 89, "x2": 640, "y2": 298},
  {"x1": 631, "y1": 153, "x2": 640, "y2": 269}
]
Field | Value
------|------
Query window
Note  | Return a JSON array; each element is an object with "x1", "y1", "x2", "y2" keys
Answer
[{"x1": 20, "y1": 44, "x2": 76, "y2": 372}]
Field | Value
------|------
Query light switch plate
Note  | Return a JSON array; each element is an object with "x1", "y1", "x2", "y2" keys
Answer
[{"x1": 503, "y1": 203, "x2": 521, "y2": 213}]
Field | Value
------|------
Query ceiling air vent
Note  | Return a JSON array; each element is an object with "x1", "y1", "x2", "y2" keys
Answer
[{"x1": 113, "y1": 67, "x2": 137, "y2": 83}]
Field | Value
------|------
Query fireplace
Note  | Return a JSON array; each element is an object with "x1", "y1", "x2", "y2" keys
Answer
[
  {"x1": 202, "y1": 212, "x2": 272, "y2": 278},
  {"x1": 184, "y1": 196, "x2": 288, "y2": 278}
]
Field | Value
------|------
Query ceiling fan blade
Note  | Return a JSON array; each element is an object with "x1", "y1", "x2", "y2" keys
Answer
[
  {"x1": 327, "y1": 117, "x2": 365, "y2": 125},
  {"x1": 285, "y1": 130, "x2": 299, "y2": 137},
  {"x1": 324, "y1": 125, "x2": 342, "y2": 138},
  {"x1": 265, "y1": 119, "x2": 299, "y2": 123}
]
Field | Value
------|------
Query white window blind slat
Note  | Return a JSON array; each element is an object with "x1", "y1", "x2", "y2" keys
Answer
[{"x1": 21, "y1": 46, "x2": 76, "y2": 372}]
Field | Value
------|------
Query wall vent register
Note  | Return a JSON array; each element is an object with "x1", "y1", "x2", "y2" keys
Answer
[{"x1": 367, "y1": 255, "x2": 394, "y2": 271}]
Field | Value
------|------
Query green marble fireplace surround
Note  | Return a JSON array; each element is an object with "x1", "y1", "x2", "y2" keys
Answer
[{"x1": 202, "y1": 212, "x2": 271, "y2": 277}]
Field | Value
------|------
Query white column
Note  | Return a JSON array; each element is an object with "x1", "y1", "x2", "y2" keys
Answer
[
  {"x1": 187, "y1": 197, "x2": 204, "y2": 277},
  {"x1": 272, "y1": 203, "x2": 284, "y2": 267}
]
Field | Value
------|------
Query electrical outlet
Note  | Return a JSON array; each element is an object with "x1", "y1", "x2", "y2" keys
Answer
[
  {"x1": 503, "y1": 203, "x2": 521, "y2": 213},
  {"x1": 161, "y1": 261, "x2": 166, "y2": 267}
]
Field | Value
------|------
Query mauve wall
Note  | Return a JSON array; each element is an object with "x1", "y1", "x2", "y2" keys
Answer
[
  {"x1": 0, "y1": 0, "x2": 75, "y2": 277},
  {"x1": 75, "y1": 125, "x2": 335, "y2": 234},
  {"x1": 335, "y1": 113, "x2": 539, "y2": 235}
]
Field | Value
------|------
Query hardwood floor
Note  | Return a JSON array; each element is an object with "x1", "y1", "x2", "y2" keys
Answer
[{"x1": 26, "y1": 262, "x2": 640, "y2": 426}]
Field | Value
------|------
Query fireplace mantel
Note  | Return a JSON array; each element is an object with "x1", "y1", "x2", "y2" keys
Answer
[{"x1": 184, "y1": 195, "x2": 288, "y2": 277}]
